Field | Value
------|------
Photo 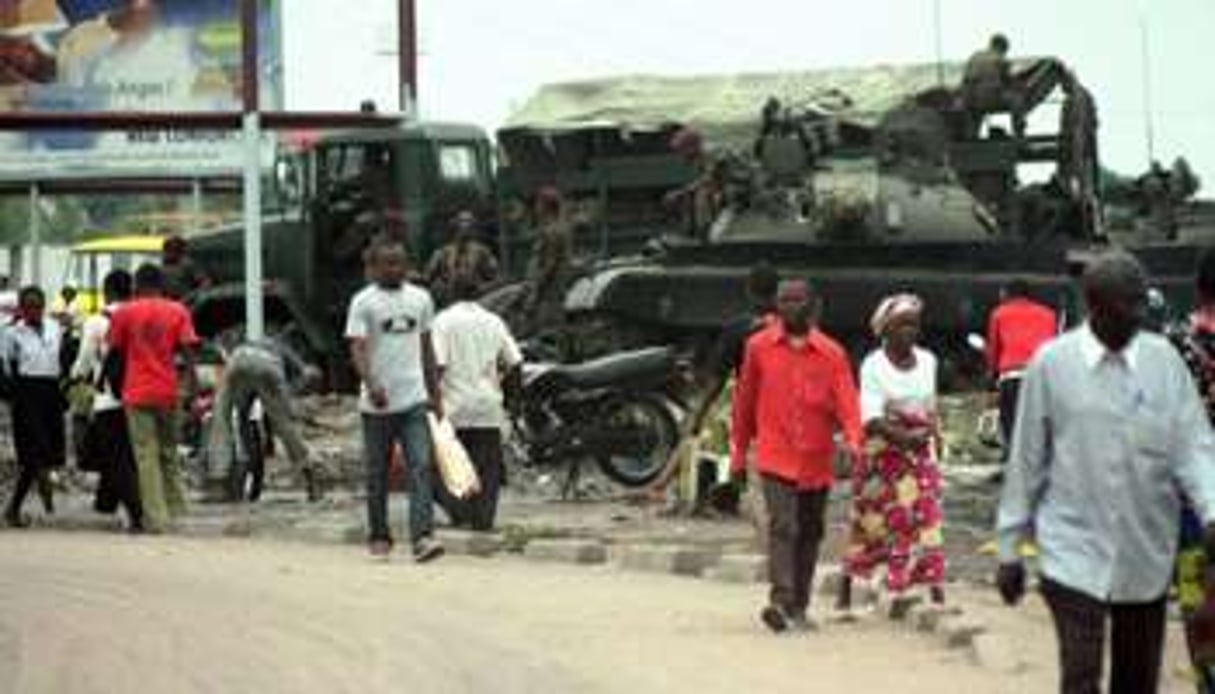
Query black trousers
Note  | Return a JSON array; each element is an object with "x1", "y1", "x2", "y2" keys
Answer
[
  {"x1": 1040, "y1": 577, "x2": 1166, "y2": 694},
  {"x1": 436, "y1": 428, "x2": 504, "y2": 532},
  {"x1": 998, "y1": 376, "x2": 1022, "y2": 462},
  {"x1": 85, "y1": 409, "x2": 143, "y2": 525},
  {"x1": 762, "y1": 475, "x2": 829, "y2": 615},
  {"x1": 6, "y1": 378, "x2": 65, "y2": 518}
]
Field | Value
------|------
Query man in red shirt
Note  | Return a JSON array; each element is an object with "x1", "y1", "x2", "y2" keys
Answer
[
  {"x1": 109, "y1": 263, "x2": 199, "y2": 533},
  {"x1": 732, "y1": 279, "x2": 862, "y2": 632},
  {"x1": 985, "y1": 279, "x2": 1058, "y2": 466}
]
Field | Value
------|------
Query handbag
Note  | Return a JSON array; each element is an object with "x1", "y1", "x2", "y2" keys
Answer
[{"x1": 427, "y1": 412, "x2": 481, "y2": 499}]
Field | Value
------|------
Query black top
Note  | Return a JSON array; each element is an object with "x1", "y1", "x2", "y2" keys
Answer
[{"x1": 711, "y1": 313, "x2": 768, "y2": 379}]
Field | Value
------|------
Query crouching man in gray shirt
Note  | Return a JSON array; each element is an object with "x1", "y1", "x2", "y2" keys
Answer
[
  {"x1": 996, "y1": 250, "x2": 1215, "y2": 693},
  {"x1": 208, "y1": 339, "x2": 321, "y2": 502}
]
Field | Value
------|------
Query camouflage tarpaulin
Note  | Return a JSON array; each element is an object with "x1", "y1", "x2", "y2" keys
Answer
[{"x1": 506, "y1": 58, "x2": 1048, "y2": 149}]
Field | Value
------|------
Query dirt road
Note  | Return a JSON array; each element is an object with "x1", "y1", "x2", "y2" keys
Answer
[{"x1": 0, "y1": 532, "x2": 1065, "y2": 694}]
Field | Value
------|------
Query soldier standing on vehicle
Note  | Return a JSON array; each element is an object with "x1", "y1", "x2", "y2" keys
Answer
[
  {"x1": 663, "y1": 127, "x2": 723, "y2": 240},
  {"x1": 424, "y1": 210, "x2": 498, "y2": 308},
  {"x1": 961, "y1": 34, "x2": 1024, "y2": 139},
  {"x1": 348, "y1": 235, "x2": 445, "y2": 562},
  {"x1": 730, "y1": 279, "x2": 862, "y2": 632},
  {"x1": 161, "y1": 235, "x2": 209, "y2": 301},
  {"x1": 1140, "y1": 161, "x2": 1179, "y2": 240},
  {"x1": 207, "y1": 339, "x2": 323, "y2": 503},
  {"x1": 526, "y1": 186, "x2": 574, "y2": 333}
]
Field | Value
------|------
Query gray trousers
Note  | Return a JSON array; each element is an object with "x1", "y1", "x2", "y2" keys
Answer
[
  {"x1": 763, "y1": 475, "x2": 829, "y2": 616},
  {"x1": 208, "y1": 349, "x2": 309, "y2": 483}
]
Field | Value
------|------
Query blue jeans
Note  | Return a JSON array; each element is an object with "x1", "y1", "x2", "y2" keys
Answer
[{"x1": 362, "y1": 405, "x2": 436, "y2": 545}]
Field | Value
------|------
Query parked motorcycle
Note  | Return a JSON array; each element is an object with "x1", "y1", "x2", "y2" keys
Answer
[{"x1": 510, "y1": 345, "x2": 682, "y2": 497}]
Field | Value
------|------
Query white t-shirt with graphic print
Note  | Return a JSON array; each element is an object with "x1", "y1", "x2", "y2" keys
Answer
[{"x1": 345, "y1": 283, "x2": 434, "y2": 414}]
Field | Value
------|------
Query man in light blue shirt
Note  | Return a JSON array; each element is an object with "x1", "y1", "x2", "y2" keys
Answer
[{"x1": 996, "y1": 250, "x2": 1215, "y2": 694}]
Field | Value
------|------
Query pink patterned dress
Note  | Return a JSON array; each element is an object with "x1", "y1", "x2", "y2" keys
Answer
[{"x1": 844, "y1": 347, "x2": 946, "y2": 594}]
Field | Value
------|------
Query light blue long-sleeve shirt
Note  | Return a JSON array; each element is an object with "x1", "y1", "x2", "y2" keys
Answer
[{"x1": 997, "y1": 324, "x2": 1215, "y2": 602}]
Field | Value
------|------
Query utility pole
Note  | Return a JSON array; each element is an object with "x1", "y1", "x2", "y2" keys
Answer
[
  {"x1": 933, "y1": 0, "x2": 945, "y2": 86},
  {"x1": 398, "y1": 0, "x2": 418, "y2": 119},
  {"x1": 1139, "y1": 11, "x2": 1156, "y2": 166},
  {"x1": 240, "y1": 0, "x2": 264, "y2": 341},
  {"x1": 28, "y1": 183, "x2": 40, "y2": 287}
]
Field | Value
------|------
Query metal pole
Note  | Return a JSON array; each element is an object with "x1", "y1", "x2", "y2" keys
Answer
[
  {"x1": 1139, "y1": 12, "x2": 1156, "y2": 166},
  {"x1": 28, "y1": 182, "x2": 40, "y2": 287},
  {"x1": 933, "y1": 0, "x2": 945, "y2": 86},
  {"x1": 191, "y1": 179, "x2": 203, "y2": 233},
  {"x1": 398, "y1": 0, "x2": 417, "y2": 118},
  {"x1": 241, "y1": 0, "x2": 264, "y2": 340}
]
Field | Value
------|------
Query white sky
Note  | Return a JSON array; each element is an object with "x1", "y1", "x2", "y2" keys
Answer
[{"x1": 282, "y1": 0, "x2": 1215, "y2": 189}]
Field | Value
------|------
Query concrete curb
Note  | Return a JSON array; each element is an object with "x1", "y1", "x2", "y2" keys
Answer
[
  {"x1": 522, "y1": 539, "x2": 608, "y2": 565},
  {"x1": 439, "y1": 530, "x2": 505, "y2": 558},
  {"x1": 618, "y1": 544, "x2": 718, "y2": 577}
]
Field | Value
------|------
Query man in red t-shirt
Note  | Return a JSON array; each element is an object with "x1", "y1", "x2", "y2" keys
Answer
[
  {"x1": 108, "y1": 263, "x2": 199, "y2": 532},
  {"x1": 985, "y1": 279, "x2": 1058, "y2": 465}
]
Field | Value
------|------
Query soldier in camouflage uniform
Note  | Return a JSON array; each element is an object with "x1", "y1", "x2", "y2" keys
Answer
[{"x1": 424, "y1": 210, "x2": 499, "y2": 308}]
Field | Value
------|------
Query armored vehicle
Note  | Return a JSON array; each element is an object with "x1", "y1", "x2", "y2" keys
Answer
[{"x1": 499, "y1": 58, "x2": 1209, "y2": 369}]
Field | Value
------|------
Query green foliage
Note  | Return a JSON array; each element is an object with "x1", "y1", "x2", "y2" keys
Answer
[{"x1": 0, "y1": 196, "x2": 86, "y2": 245}]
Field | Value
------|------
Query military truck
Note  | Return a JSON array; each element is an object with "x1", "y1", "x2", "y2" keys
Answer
[
  {"x1": 496, "y1": 58, "x2": 1208, "y2": 374},
  {"x1": 184, "y1": 122, "x2": 497, "y2": 379}
]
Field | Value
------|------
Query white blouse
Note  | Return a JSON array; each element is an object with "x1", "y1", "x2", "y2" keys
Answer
[{"x1": 859, "y1": 346, "x2": 938, "y2": 424}]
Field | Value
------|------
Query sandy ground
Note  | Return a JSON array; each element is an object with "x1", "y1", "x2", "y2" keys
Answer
[{"x1": 0, "y1": 533, "x2": 1065, "y2": 694}]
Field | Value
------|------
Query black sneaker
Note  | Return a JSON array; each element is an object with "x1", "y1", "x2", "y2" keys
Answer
[
  {"x1": 760, "y1": 605, "x2": 789, "y2": 633},
  {"x1": 413, "y1": 536, "x2": 445, "y2": 564}
]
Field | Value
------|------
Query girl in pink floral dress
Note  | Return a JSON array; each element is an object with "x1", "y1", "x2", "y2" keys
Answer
[{"x1": 837, "y1": 294, "x2": 946, "y2": 616}]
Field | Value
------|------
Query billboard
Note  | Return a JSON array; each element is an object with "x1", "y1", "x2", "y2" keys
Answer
[{"x1": 0, "y1": 0, "x2": 282, "y2": 179}]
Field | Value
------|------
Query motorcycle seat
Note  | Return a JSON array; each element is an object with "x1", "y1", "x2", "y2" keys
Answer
[{"x1": 543, "y1": 346, "x2": 673, "y2": 390}]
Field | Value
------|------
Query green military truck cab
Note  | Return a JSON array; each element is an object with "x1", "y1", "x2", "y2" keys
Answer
[{"x1": 187, "y1": 122, "x2": 496, "y2": 382}]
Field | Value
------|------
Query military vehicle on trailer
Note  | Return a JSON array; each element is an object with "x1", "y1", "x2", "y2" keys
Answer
[{"x1": 496, "y1": 58, "x2": 1208, "y2": 374}]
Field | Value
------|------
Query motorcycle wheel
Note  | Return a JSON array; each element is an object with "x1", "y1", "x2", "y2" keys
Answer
[
  {"x1": 227, "y1": 406, "x2": 268, "y2": 502},
  {"x1": 594, "y1": 394, "x2": 678, "y2": 487}
]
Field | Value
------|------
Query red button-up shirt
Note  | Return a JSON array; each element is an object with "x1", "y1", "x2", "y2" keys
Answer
[
  {"x1": 731, "y1": 324, "x2": 862, "y2": 490},
  {"x1": 985, "y1": 297, "x2": 1058, "y2": 377}
]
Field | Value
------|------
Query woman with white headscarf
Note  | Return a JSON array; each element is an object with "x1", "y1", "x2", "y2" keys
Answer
[{"x1": 836, "y1": 293, "x2": 946, "y2": 617}]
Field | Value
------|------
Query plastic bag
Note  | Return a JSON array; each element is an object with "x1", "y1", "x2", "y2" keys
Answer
[{"x1": 428, "y1": 413, "x2": 481, "y2": 499}]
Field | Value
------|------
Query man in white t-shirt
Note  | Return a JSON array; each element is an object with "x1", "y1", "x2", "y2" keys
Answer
[
  {"x1": 432, "y1": 274, "x2": 522, "y2": 531},
  {"x1": 346, "y1": 235, "x2": 444, "y2": 563}
]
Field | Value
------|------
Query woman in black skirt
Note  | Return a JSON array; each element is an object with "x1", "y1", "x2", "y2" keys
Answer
[{"x1": 3, "y1": 286, "x2": 67, "y2": 527}]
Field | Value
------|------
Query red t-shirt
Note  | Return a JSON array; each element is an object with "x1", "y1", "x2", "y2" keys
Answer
[
  {"x1": 108, "y1": 297, "x2": 199, "y2": 408},
  {"x1": 985, "y1": 297, "x2": 1059, "y2": 376}
]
